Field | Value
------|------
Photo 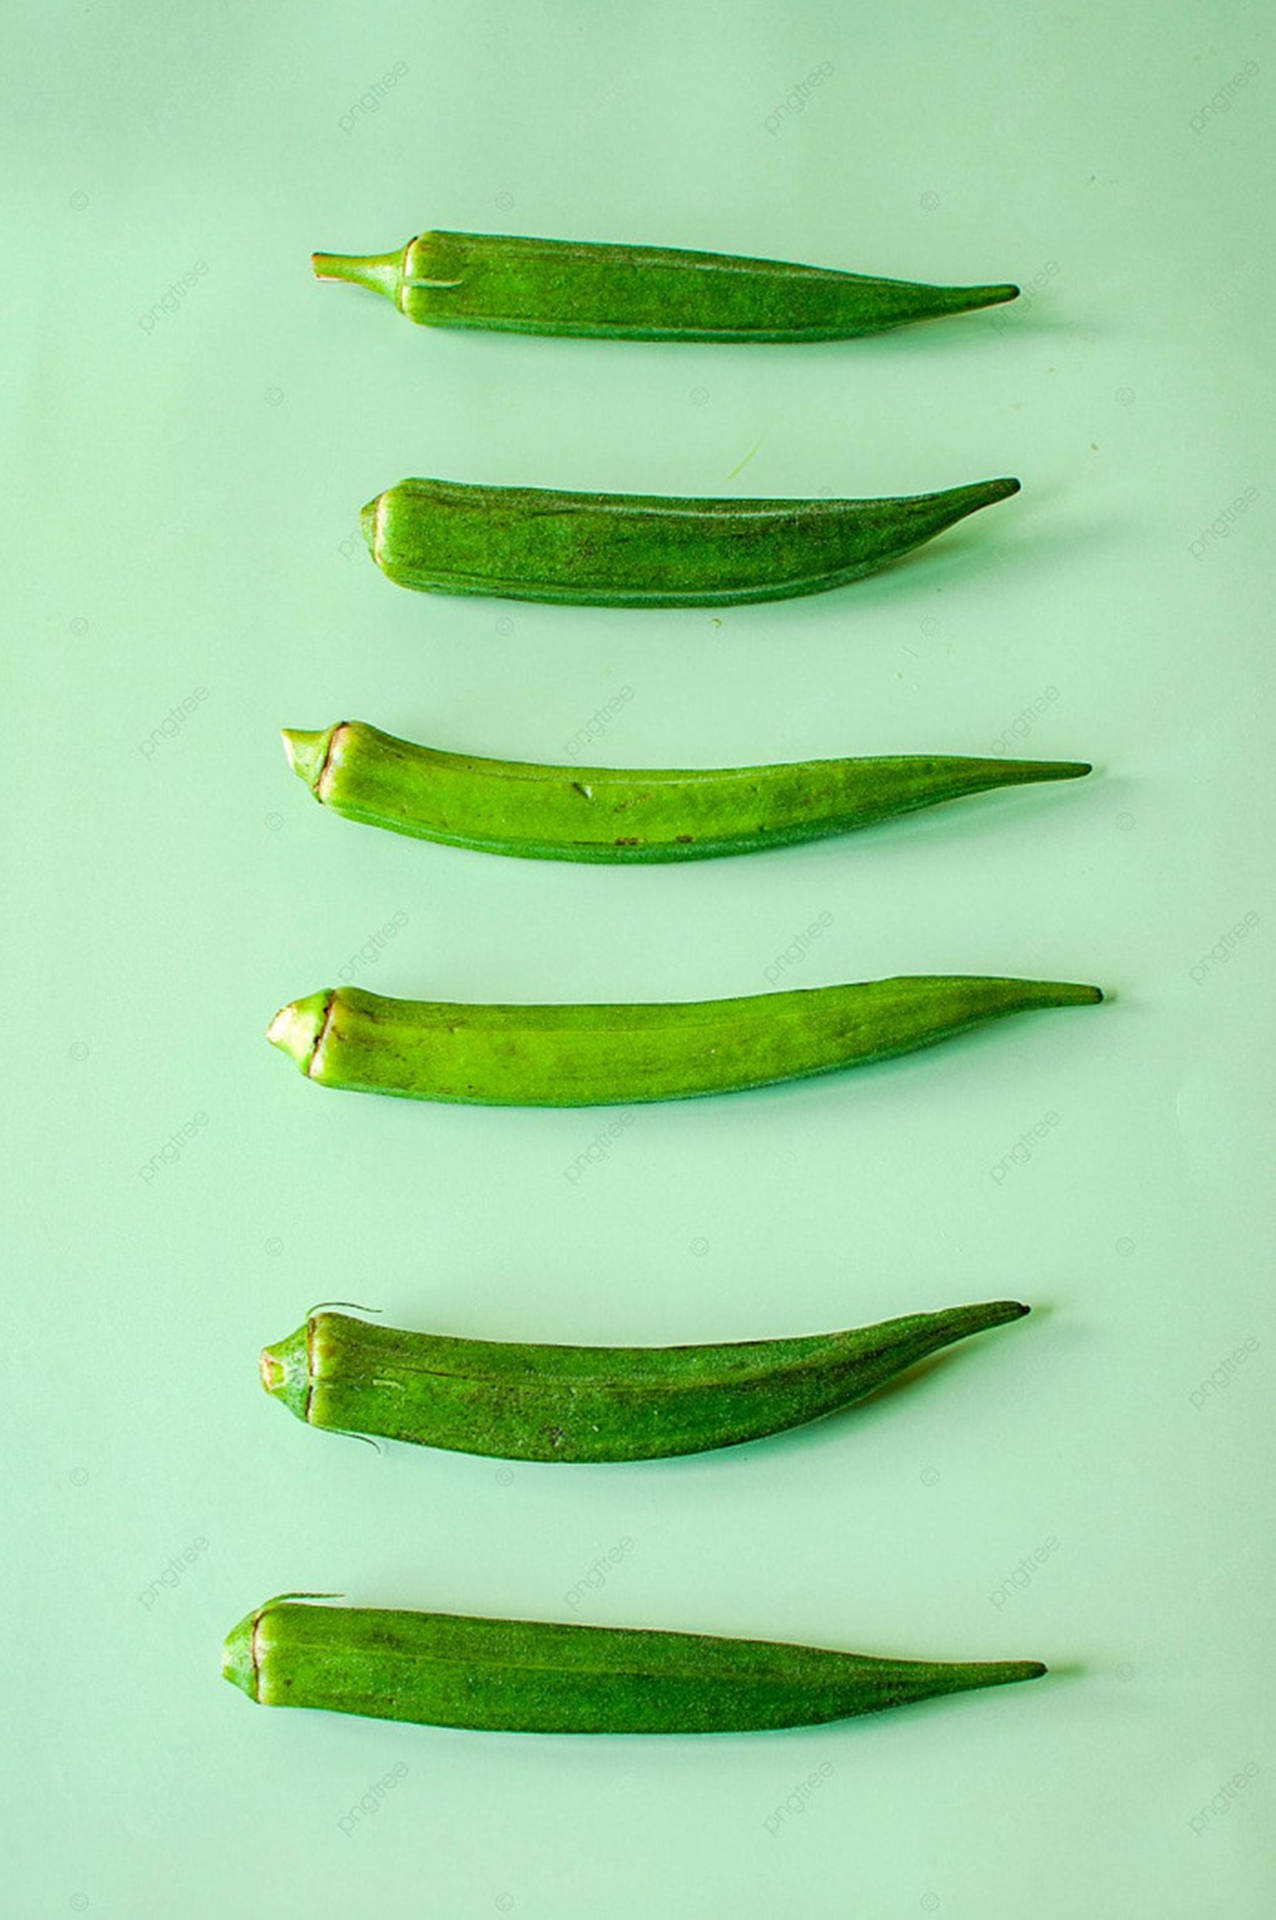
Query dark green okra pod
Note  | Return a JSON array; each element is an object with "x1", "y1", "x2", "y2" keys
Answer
[
  {"x1": 266, "y1": 974, "x2": 1103, "y2": 1109},
  {"x1": 224, "y1": 1596, "x2": 1046, "y2": 1734},
  {"x1": 313, "y1": 230, "x2": 1019, "y2": 341},
  {"x1": 362, "y1": 474, "x2": 1020, "y2": 608},
  {"x1": 281, "y1": 720, "x2": 1090, "y2": 863},
  {"x1": 261, "y1": 1301, "x2": 1029, "y2": 1462}
]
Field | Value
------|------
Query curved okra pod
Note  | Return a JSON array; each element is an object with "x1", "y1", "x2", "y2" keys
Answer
[
  {"x1": 361, "y1": 474, "x2": 1020, "y2": 608},
  {"x1": 312, "y1": 231, "x2": 1019, "y2": 341},
  {"x1": 223, "y1": 1595, "x2": 1046, "y2": 1734},
  {"x1": 281, "y1": 720, "x2": 1090, "y2": 862},
  {"x1": 261, "y1": 1300, "x2": 1029, "y2": 1462},
  {"x1": 266, "y1": 975, "x2": 1103, "y2": 1108}
]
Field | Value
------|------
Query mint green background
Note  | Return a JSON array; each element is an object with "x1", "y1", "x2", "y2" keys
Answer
[{"x1": 5, "y1": 3, "x2": 1272, "y2": 1914}]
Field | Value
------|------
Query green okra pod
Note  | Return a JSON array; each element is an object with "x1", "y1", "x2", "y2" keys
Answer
[
  {"x1": 312, "y1": 230, "x2": 1019, "y2": 341},
  {"x1": 281, "y1": 720, "x2": 1090, "y2": 863},
  {"x1": 266, "y1": 974, "x2": 1102, "y2": 1108},
  {"x1": 261, "y1": 1300, "x2": 1029, "y2": 1462},
  {"x1": 361, "y1": 474, "x2": 1020, "y2": 608},
  {"x1": 223, "y1": 1595, "x2": 1046, "y2": 1734}
]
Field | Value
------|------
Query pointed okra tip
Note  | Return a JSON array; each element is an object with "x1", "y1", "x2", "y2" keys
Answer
[
  {"x1": 267, "y1": 990, "x2": 333, "y2": 1074},
  {"x1": 948, "y1": 1656, "x2": 1048, "y2": 1699},
  {"x1": 990, "y1": 754, "x2": 1092, "y2": 789},
  {"x1": 1040, "y1": 760, "x2": 1092, "y2": 780},
  {"x1": 968, "y1": 281, "x2": 1019, "y2": 310},
  {"x1": 1023, "y1": 977, "x2": 1103, "y2": 1008},
  {"x1": 927, "y1": 1297, "x2": 1029, "y2": 1351},
  {"x1": 260, "y1": 1322, "x2": 312, "y2": 1423},
  {"x1": 1003, "y1": 1659, "x2": 1048, "y2": 1683},
  {"x1": 928, "y1": 474, "x2": 1021, "y2": 528},
  {"x1": 281, "y1": 725, "x2": 336, "y2": 796},
  {"x1": 981, "y1": 1300, "x2": 1031, "y2": 1328}
]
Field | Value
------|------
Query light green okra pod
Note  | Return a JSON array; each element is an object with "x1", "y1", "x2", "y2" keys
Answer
[
  {"x1": 261, "y1": 1300, "x2": 1029, "y2": 1462},
  {"x1": 223, "y1": 1596, "x2": 1046, "y2": 1734},
  {"x1": 266, "y1": 975, "x2": 1102, "y2": 1108},
  {"x1": 312, "y1": 230, "x2": 1019, "y2": 341},
  {"x1": 281, "y1": 720, "x2": 1091, "y2": 863},
  {"x1": 361, "y1": 474, "x2": 1020, "y2": 607}
]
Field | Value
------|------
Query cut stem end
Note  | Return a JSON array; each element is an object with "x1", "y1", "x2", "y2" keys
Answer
[
  {"x1": 221, "y1": 1608, "x2": 259, "y2": 1700},
  {"x1": 310, "y1": 250, "x2": 401, "y2": 304},
  {"x1": 360, "y1": 495, "x2": 380, "y2": 560},
  {"x1": 281, "y1": 726, "x2": 335, "y2": 795},
  {"x1": 267, "y1": 992, "x2": 332, "y2": 1074}
]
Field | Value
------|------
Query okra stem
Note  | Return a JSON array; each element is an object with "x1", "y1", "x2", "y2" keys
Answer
[{"x1": 311, "y1": 250, "x2": 400, "y2": 302}]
